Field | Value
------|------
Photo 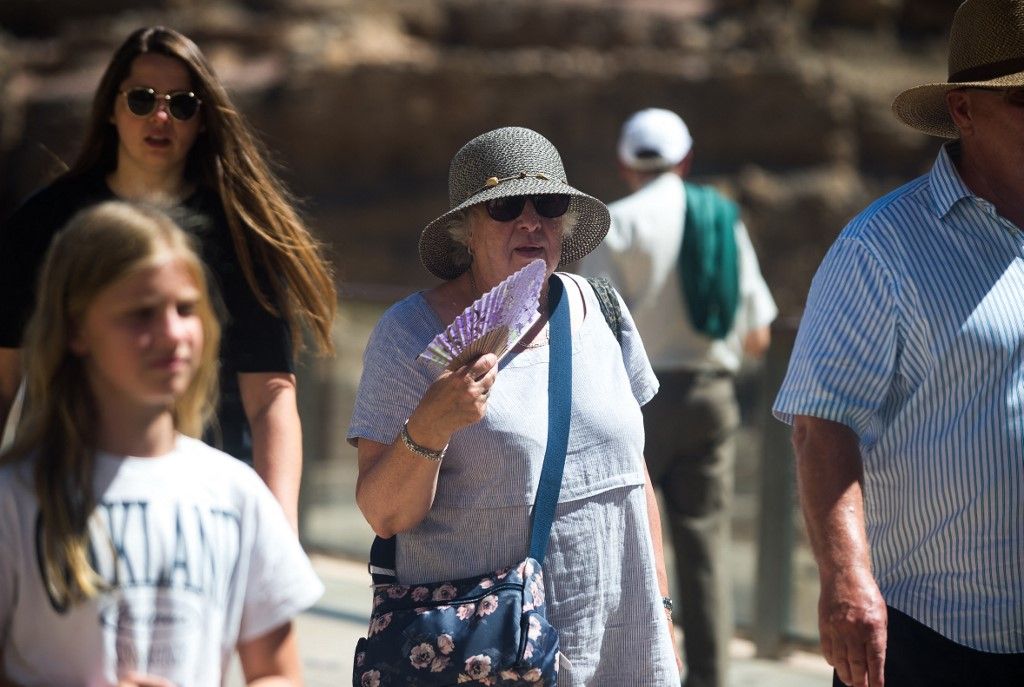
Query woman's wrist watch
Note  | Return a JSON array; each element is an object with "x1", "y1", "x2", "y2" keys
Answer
[
  {"x1": 401, "y1": 419, "x2": 448, "y2": 462},
  {"x1": 661, "y1": 596, "x2": 674, "y2": 613}
]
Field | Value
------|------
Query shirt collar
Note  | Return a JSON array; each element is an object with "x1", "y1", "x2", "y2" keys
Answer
[{"x1": 927, "y1": 142, "x2": 975, "y2": 219}]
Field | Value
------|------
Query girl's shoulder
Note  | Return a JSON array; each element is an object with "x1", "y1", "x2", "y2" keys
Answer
[
  {"x1": 99, "y1": 436, "x2": 263, "y2": 494},
  {"x1": 173, "y1": 436, "x2": 262, "y2": 481}
]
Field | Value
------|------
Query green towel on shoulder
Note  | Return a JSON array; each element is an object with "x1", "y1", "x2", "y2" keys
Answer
[{"x1": 680, "y1": 181, "x2": 740, "y2": 340}]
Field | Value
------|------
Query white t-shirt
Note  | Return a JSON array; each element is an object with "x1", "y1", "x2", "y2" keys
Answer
[
  {"x1": 0, "y1": 435, "x2": 323, "y2": 687},
  {"x1": 581, "y1": 172, "x2": 778, "y2": 373}
]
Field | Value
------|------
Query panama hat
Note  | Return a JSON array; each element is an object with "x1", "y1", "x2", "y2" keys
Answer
[
  {"x1": 419, "y1": 126, "x2": 611, "y2": 280},
  {"x1": 892, "y1": 0, "x2": 1024, "y2": 138}
]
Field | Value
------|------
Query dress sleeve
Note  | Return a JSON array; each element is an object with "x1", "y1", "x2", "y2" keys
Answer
[
  {"x1": 0, "y1": 188, "x2": 67, "y2": 347},
  {"x1": 614, "y1": 288, "x2": 659, "y2": 407},
  {"x1": 773, "y1": 236, "x2": 901, "y2": 444},
  {"x1": 346, "y1": 299, "x2": 437, "y2": 447},
  {"x1": 237, "y1": 476, "x2": 323, "y2": 643},
  {"x1": 216, "y1": 255, "x2": 294, "y2": 374}
]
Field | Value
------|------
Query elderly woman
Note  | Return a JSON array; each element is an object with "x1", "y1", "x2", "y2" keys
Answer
[{"x1": 349, "y1": 127, "x2": 680, "y2": 685}]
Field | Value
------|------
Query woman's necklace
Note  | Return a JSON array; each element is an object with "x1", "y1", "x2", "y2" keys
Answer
[{"x1": 522, "y1": 323, "x2": 549, "y2": 349}]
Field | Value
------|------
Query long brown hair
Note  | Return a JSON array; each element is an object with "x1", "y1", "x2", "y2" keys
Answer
[
  {"x1": 1, "y1": 201, "x2": 221, "y2": 605},
  {"x1": 69, "y1": 26, "x2": 335, "y2": 354}
]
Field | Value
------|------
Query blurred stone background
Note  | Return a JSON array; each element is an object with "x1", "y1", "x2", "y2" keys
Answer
[
  {"x1": 0, "y1": 0, "x2": 958, "y2": 650},
  {"x1": 1, "y1": 0, "x2": 957, "y2": 311}
]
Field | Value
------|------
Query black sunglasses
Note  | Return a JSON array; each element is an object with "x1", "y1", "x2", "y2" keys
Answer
[
  {"x1": 119, "y1": 87, "x2": 202, "y2": 121},
  {"x1": 484, "y1": 194, "x2": 572, "y2": 222}
]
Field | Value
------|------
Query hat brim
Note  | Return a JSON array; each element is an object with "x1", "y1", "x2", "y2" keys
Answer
[
  {"x1": 892, "y1": 71, "x2": 1024, "y2": 138},
  {"x1": 419, "y1": 176, "x2": 611, "y2": 280}
]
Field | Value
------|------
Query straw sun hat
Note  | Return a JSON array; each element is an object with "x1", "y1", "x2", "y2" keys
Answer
[
  {"x1": 892, "y1": 0, "x2": 1024, "y2": 138},
  {"x1": 419, "y1": 126, "x2": 611, "y2": 280}
]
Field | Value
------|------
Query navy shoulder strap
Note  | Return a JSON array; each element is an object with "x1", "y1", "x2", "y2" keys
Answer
[{"x1": 369, "y1": 274, "x2": 573, "y2": 582}]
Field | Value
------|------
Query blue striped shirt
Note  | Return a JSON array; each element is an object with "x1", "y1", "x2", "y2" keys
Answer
[{"x1": 774, "y1": 144, "x2": 1024, "y2": 653}]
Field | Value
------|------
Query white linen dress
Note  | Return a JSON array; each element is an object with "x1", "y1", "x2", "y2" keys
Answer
[{"x1": 348, "y1": 273, "x2": 679, "y2": 686}]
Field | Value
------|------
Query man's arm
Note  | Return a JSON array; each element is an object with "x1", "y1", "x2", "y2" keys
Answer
[
  {"x1": 742, "y1": 326, "x2": 770, "y2": 358},
  {"x1": 0, "y1": 349, "x2": 22, "y2": 439},
  {"x1": 793, "y1": 415, "x2": 886, "y2": 687}
]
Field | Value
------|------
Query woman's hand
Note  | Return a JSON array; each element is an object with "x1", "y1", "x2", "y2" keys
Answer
[
  {"x1": 666, "y1": 611, "x2": 684, "y2": 674},
  {"x1": 406, "y1": 353, "x2": 498, "y2": 450}
]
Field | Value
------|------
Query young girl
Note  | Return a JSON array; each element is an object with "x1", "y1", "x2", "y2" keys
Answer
[
  {"x1": 0, "y1": 202, "x2": 322, "y2": 686},
  {"x1": 0, "y1": 26, "x2": 338, "y2": 528}
]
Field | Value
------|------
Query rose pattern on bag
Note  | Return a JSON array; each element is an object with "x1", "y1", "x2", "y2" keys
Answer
[
  {"x1": 410, "y1": 642, "x2": 436, "y2": 669},
  {"x1": 465, "y1": 654, "x2": 492, "y2": 680},
  {"x1": 477, "y1": 595, "x2": 499, "y2": 617},
  {"x1": 432, "y1": 583, "x2": 458, "y2": 601},
  {"x1": 352, "y1": 558, "x2": 559, "y2": 686}
]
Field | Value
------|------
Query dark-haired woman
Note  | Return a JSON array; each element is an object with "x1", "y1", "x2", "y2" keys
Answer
[{"x1": 0, "y1": 26, "x2": 336, "y2": 528}]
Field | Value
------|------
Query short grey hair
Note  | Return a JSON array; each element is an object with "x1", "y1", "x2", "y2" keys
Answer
[{"x1": 446, "y1": 203, "x2": 579, "y2": 271}]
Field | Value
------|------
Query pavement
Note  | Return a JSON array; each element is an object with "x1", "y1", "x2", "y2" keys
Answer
[{"x1": 227, "y1": 553, "x2": 834, "y2": 687}]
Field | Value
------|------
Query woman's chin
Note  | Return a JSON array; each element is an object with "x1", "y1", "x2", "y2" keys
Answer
[{"x1": 511, "y1": 250, "x2": 552, "y2": 271}]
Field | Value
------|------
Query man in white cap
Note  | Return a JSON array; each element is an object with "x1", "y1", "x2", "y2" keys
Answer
[
  {"x1": 582, "y1": 108, "x2": 777, "y2": 687},
  {"x1": 774, "y1": 1, "x2": 1024, "y2": 686}
]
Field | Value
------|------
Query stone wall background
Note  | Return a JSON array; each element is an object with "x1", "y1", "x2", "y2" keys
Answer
[{"x1": 1, "y1": 0, "x2": 958, "y2": 315}]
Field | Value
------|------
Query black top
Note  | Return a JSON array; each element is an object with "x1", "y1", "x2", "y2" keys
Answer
[{"x1": 0, "y1": 171, "x2": 294, "y2": 463}]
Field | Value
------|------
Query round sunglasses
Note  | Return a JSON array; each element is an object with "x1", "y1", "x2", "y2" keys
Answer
[
  {"x1": 118, "y1": 87, "x2": 202, "y2": 121},
  {"x1": 484, "y1": 194, "x2": 572, "y2": 222}
]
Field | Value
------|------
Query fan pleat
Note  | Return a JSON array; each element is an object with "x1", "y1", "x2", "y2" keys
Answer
[{"x1": 418, "y1": 259, "x2": 547, "y2": 371}]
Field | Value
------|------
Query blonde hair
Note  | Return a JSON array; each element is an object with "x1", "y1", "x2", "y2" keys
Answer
[
  {"x1": 0, "y1": 201, "x2": 221, "y2": 606},
  {"x1": 69, "y1": 26, "x2": 335, "y2": 355}
]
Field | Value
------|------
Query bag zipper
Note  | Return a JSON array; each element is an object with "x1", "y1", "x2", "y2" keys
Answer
[{"x1": 375, "y1": 581, "x2": 524, "y2": 614}]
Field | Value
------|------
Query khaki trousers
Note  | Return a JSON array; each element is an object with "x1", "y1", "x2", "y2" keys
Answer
[{"x1": 643, "y1": 370, "x2": 739, "y2": 687}]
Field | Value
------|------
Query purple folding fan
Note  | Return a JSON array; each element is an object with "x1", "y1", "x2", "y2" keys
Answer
[{"x1": 419, "y1": 259, "x2": 547, "y2": 371}]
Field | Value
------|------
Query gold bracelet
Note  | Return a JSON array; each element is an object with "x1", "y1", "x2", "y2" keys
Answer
[{"x1": 401, "y1": 420, "x2": 447, "y2": 462}]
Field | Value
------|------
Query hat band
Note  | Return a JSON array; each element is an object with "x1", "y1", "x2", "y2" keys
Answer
[
  {"x1": 950, "y1": 57, "x2": 1024, "y2": 83},
  {"x1": 474, "y1": 172, "x2": 557, "y2": 195}
]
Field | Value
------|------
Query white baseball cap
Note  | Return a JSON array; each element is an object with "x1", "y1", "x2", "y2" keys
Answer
[{"x1": 617, "y1": 108, "x2": 693, "y2": 170}]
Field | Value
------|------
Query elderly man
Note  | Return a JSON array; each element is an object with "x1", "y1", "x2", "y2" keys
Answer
[
  {"x1": 583, "y1": 108, "x2": 776, "y2": 687},
  {"x1": 774, "y1": 2, "x2": 1024, "y2": 686}
]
